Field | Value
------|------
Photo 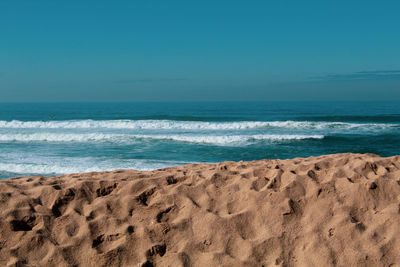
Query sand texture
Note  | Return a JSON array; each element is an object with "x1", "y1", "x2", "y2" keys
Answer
[{"x1": 0, "y1": 153, "x2": 400, "y2": 267}]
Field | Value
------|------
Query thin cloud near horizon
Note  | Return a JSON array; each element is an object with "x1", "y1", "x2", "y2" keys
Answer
[
  {"x1": 311, "y1": 70, "x2": 400, "y2": 81},
  {"x1": 112, "y1": 78, "x2": 188, "y2": 84}
]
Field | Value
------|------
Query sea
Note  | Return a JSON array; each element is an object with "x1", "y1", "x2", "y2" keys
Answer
[{"x1": 0, "y1": 101, "x2": 399, "y2": 179}]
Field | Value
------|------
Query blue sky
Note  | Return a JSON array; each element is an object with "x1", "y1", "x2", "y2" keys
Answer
[{"x1": 1, "y1": 1, "x2": 399, "y2": 102}]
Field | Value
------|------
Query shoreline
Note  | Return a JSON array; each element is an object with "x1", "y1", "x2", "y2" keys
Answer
[
  {"x1": 2, "y1": 152, "x2": 392, "y2": 181},
  {"x1": 1, "y1": 153, "x2": 399, "y2": 266}
]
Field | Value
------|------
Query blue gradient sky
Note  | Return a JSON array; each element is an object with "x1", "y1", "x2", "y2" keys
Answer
[{"x1": 1, "y1": 1, "x2": 399, "y2": 102}]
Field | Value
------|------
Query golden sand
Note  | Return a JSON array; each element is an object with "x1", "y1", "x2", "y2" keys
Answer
[{"x1": 1, "y1": 153, "x2": 400, "y2": 266}]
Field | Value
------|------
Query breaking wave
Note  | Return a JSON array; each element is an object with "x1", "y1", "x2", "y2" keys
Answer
[
  {"x1": 0, "y1": 119, "x2": 396, "y2": 131},
  {"x1": 0, "y1": 133, "x2": 324, "y2": 145},
  {"x1": 0, "y1": 159, "x2": 192, "y2": 176}
]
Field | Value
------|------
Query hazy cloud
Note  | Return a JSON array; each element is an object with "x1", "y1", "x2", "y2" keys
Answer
[{"x1": 312, "y1": 70, "x2": 400, "y2": 81}]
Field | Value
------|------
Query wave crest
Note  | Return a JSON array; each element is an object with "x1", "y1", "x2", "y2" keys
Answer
[
  {"x1": 0, "y1": 119, "x2": 395, "y2": 131},
  {"x1": 0, "y1": 133, "x2": 324, "y2": 145},
  {"x1": 0, "y1": 159, "x2": 191, "y2": 176}
]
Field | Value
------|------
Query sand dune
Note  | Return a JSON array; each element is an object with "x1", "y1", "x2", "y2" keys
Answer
[{"x1": 1, "y1": 153, "x2": 400, "y2": 266}]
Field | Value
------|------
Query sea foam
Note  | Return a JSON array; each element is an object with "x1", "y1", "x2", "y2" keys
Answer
[
  {"x1": 0, "y1": 119, "x2": 396, "y2": 130},
  {"x1": 0, "y1": 159, "x2": 191, "y2": 176},
  {"x1": 0, "y1": 133, "x2": 324, "y2": 145}
]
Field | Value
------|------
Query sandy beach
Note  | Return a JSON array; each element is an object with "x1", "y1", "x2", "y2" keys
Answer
[
  {"x1": 1, "y1": 153, "x2": 399, "y2": 266},
  {"x1": 2, "y1": 0, "x2": 399, "y2": 265}
]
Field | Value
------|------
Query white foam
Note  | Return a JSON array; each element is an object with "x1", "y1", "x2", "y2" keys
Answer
[
  {"x1": 263, "y1": 121, "x2": 397, "y2": 131},
  {"x1": 0, "y1": 132, "x2": 324, "y2": 145},
  {"x1": 0, "y1": 133, "x2": 125, "y2": 143},
  {"x1": 0, "y1": 159, "x2": 191, "y2": 175},
  {"x1": 135, "y1": 134, "x2": 324, "y2": 145},
  {"x1": 0, "y1": 119, "x2": 268, "y2": 130},
  {"x1": 0, "y1": 119, "x2": 395, "y2": 130}
]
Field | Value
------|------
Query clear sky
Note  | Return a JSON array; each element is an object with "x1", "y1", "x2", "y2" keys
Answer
[{"x1": 1, "y1": 1, "x2": 399, "y2": 102}]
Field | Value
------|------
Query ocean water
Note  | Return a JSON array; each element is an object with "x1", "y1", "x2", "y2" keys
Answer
[{"x1": 0, "y1": 102, "x2": 399, "y2": 179}]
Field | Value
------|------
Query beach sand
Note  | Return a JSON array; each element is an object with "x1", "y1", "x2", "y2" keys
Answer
[{"x1": 0, "y1": 153, "x2": 399, "y2": 266}]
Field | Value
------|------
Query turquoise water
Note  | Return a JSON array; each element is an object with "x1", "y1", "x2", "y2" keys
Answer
[{"x1": 0, "y1": 102, "x2": 399, "y2": 179}]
